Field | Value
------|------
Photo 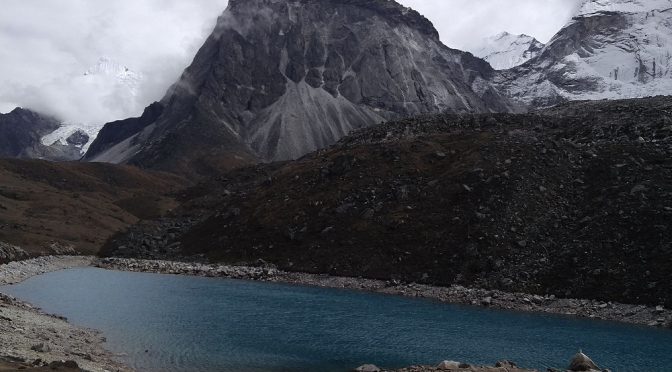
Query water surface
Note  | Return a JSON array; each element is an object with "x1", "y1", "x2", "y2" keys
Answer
[{"x1": 3, "y1": 268, "x2": 672, "y2": 372}]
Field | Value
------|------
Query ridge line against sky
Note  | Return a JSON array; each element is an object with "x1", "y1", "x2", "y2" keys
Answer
[{"x1": 0, "y1": 0, "x2": 581, "y2": 123}]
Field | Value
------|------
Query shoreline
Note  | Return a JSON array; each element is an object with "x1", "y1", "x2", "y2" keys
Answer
[
  {"x1": 0, "y1": 256, "x2": 131, "y2": 372},
  {"x1": 0, "y1": 256, "x2": 94, "y2": 286},
  {"x1": 95, "y1": 257, "x2": 672, "y2": 329},
  {"x1": 1, "y1": 255, "x2": 670, "y2": 372}
]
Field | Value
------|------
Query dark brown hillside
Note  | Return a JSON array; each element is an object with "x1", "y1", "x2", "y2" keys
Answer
[
  {"x1": 0, "y1": 159, "x2": 188, "y2": 259},
  {"x1": 103, "y1": 96, "x2": 672, "y2": 307}
]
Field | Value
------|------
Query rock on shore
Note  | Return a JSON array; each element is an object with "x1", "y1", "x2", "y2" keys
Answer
[{"x1": 363, "y1": 352, "x2": 607, "y2": 371}]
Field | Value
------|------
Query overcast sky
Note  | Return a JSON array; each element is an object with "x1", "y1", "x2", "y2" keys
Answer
[{"x1": 0, "y1": 0, "x2": 580, "y2": 124}]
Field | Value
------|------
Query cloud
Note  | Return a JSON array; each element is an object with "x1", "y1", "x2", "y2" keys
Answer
[
  {"x1": 0, "y1": 0, "x2": 581, "y2": 124},
  {"x1": 399, "y1": 0, "x2": 584, "y2": 51},
  {"x1": 0, "y1": 0, "x2": 228, "y2": 123}
]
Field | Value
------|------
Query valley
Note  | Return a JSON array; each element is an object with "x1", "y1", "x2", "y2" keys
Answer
[{"x1": 0, "y1": 0, "x2": 671, "y2": 371}]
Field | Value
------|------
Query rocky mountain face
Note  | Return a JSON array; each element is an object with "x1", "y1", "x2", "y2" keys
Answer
[
  {"x1": 0, "y1": 108, "x2": 82, "y2": 161},
  {"x1": 84, "y1": 102, "x2": 164, "y2": 162},
  {"x1": 87, "y1": 0, "x2": 515, "y2": 174},
  {"x1": 473, "y1": 32, "x2": 544, "y2": 70},
  {"x1": 102, "y1": 96, "x2": 672, "y2": 308},
  {"x1": 496, "y1": 0, "x2": 672, "y2": 107}
]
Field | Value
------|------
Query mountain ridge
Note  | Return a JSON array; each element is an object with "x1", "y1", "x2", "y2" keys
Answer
[{"x1": 86, "y1": 0, "x2": 516, "y2": 175}]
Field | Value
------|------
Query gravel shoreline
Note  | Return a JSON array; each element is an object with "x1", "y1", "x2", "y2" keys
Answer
[
  {"x1": 0, "y1": 256, "x2": 94, "y2": 286},
  {"x1": 1, "y1": 256, "x2": 670, "y2": 372},
  {"x1": 97, "y1": 257, "x2": 672, "y2": 328},
  {"x1": 0, "y1": 256, "x2": 131, "y2": 372}
]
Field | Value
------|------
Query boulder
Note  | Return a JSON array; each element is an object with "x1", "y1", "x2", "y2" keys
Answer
[
  {"x1": 30, "y1": 343, "x2": 51, "y2": 353},
  {"x1": 495, "y1": 360, "x2": 518, "y2": 368},
  {"x1": 354, "y1": 364, "x2": 381, "y2": 372},
  {"x1": 437, "y1": 360, "x2": 461, "y2": 369},
  {"x1": 568, "y1": 351, "x2": 599, "y2": 371}
]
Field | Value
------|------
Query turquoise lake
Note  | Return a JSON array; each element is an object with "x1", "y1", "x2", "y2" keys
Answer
[{"x1": 3, "y1": 268, "x2": 672, "y2": 372}]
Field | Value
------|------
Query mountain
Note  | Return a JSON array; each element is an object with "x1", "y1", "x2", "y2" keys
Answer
[
  {"x1": 87, "y1": 0, "x2": 516, "y2": 175},
  {"x1": 473, "y1": 32, "x2": 544, "y2": 70},
  {"x1": 0, "y1": 108, "x2": 82, "y2": 160},
  {"x1": 84, "y1": 57, "x2": 143, "y2": 96},
  {"x1": 102, "y1": 96, "x2": 672, "y2": 308},
  {"x1": 84, "y1": 102, "x2": 164, "y2": 162},
  {"x1": 496, "y1": 0, "x2": 672, "y2": 107},
  {"x1": 40, "y1": 57, "x2": 144, "y2": 154}
]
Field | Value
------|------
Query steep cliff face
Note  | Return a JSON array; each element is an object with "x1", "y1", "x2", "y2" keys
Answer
[
  {"x1": 496, "y1": 0, "x2": 672, "y2": 107},
  {"x1": 88, "y1": 0, "x2": 514, "y2": 172}
]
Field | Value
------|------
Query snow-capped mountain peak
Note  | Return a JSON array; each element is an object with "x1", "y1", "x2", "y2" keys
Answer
[
  {"x1": 40, "y1": 57, "x2": 144, "y2": 154},
  {"x1": 83, "y1": 57, "x2": 143, "y2": 96},
  {"x1": 473, "y1": 32, "x2": 544, "y2": 70},
  {"x1": 495, "y1": 0, "x2": 672, "y2": 107}
]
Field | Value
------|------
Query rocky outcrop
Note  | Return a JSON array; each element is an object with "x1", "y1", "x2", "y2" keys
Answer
[
  {"x1": 496, "y1": 0, "x2": 672, "y2": 108},
  {"x1": 87, "y1": 0, "x2": 515, "y2": 175},
  {"x1": 568, "y1": 352, "x2": 600, "y2": 371},
  {"x1": 0, "y1": 242, "x2": 30, "y2": 264}
]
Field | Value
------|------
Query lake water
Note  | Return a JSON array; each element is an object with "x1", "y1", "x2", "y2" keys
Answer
[{"x1": 2, "y1": 268, "x2": 672, "y2": 372}]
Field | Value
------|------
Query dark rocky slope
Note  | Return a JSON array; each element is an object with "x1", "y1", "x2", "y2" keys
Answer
[
  {"x1": 101, "y1": 96, "x2": 672, "y2": 308},
  {"x1": 0, "y1": 108, "x2": 80, "y2": 161},
  {"x1": 87, "y1": 0, "x2": 515, "y2": 175},
  {"x1": 0, "y1": 159, "x2": 187, "y2": 259},
  {"x1": 84, "y1": 102, "x2": 164, "y2": 161}
]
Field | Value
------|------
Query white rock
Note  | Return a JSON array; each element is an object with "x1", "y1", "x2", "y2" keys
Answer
[
  {"x1": 437, "y1": 360, "x2": 461, "y2": 369},
  {"x1": 355, "y1": 364, "x2": 381, "y2": 372}
]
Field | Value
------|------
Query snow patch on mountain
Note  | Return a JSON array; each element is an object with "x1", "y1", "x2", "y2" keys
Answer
[
  {"x1": 497, "y1": 0, "x2": 672, "y2": 107},
  {"x1": 578, "y1": 0, "x2": 672, "y2": 16},
  {"x1": 473, "y1": 32, "x2": 544, "y2": 70},
  {"x1": 40, "y1": 58, "x2": 143, "y2": 153}
]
